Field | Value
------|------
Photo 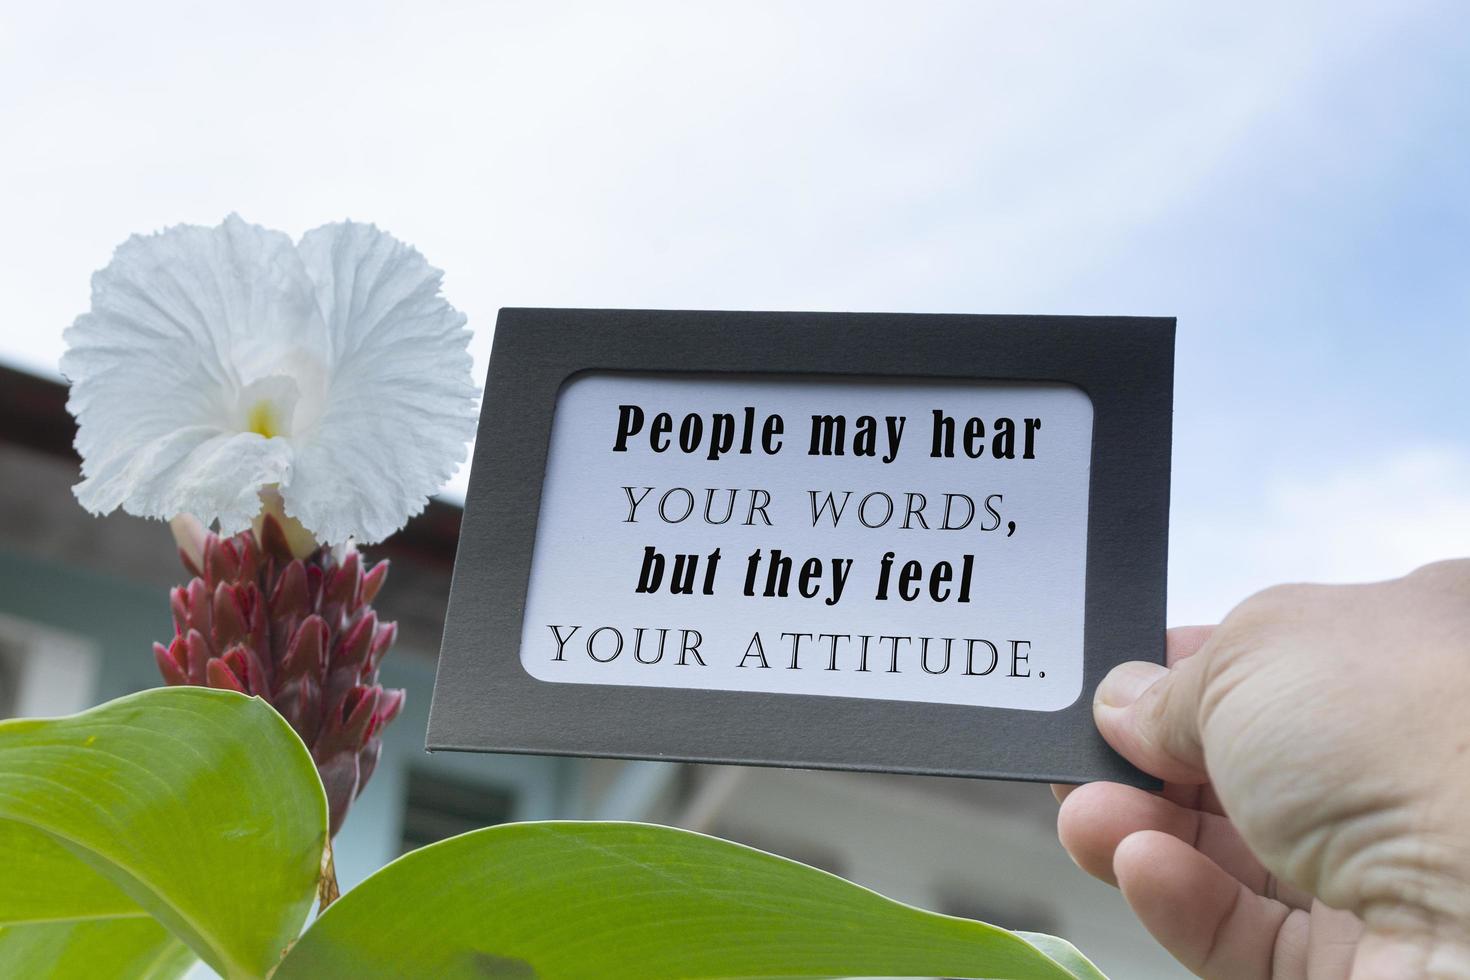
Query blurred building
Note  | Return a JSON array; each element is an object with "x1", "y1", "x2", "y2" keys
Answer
[{"x1": 0, "y1": 362, "x2": 1184, "y2": 978}]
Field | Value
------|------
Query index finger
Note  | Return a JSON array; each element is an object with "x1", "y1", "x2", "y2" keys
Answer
[{"x1": 1164, "y1": 625, "x2": 1215, "y2": 667}]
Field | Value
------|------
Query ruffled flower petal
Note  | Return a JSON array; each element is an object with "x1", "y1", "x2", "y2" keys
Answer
[
  {"x1": 289, "y1": 222, "x2": 478, "y2": 544},
  {"x1": 63, "y1": 215, "x2": 476, "y2": 545},
  {"x1": 62, "y1": 214, "x2": 323, "y2": 534}
]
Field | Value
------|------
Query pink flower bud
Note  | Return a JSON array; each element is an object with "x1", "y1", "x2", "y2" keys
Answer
[
  {"x1": 154, "y1": 640, "x2": 188, "y2": 686},
  {"x1": 361, "y1": 560, "x2": 389, "y2": 605},
  {"x1": 152, "y1": 524, "x2": 404, "y2": 836}
]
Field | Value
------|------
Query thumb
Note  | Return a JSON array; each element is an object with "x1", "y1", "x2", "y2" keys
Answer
[{"x1": 1094, "y1": 656, "x2": 1212, "y2": 784}]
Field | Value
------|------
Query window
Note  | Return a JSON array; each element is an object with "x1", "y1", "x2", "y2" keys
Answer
[
  {"x1": 399, "y1": 768, "x2": 516, "y2": 854},
  {"x1": 0, "y1": 613, "x2": 99, "y2": 720},
  {"x1": 0, "y1": 637, "x2": 19, "y2": 718}
]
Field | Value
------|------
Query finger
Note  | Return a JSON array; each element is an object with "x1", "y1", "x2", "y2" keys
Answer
[
  {"x1": 1093, "y1": 623, "x2": 1219, "y2": 784},
  {"x1": 1159, "y1": 780, "x2": 1205, "y2": 811},
  {"x1": 1114, "y1": 829, "x2": 1301, "y2": 979},
  {"x1": 1160, "y1": 780, "x2": 1229, "y2": 817},
  {"x1": 1307, "y1": 902, "x2": 1361, "y2": 980},
  {"x1": 1094, "y1": 641, "x2": 1217, "y2": 783},
  {"x1": 1166, "y1": 625, "x2": 1216, "y2": 666},
  {"x1": 1058, "y1": 782, "x2": 1313, "y2": 909},
  {"x1": 1051, "y1": 628, "x2": 1218, "y2": 804}
]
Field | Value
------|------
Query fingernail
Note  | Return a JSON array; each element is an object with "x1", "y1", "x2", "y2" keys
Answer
[{"x1": 1095, "y1": 661, "x2": 1168, "y2": 709}]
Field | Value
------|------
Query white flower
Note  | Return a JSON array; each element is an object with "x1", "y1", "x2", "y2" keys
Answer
[{"x1": 61, "y1": 214, "x2": 479, "y2": 545}]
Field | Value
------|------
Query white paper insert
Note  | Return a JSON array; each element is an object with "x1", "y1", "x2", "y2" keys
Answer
[{"x1": 519, "y1": 373, "x2": 1093, "y2": 711}]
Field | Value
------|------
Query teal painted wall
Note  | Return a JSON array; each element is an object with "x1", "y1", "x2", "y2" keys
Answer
[{"x1": 0, "y1": 547, "x2": 577, "y2": 890}]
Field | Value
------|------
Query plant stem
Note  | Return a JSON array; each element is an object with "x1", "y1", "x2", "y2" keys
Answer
[{"x1": 317, "y1": 838, "x2": 341, "y2": 912}]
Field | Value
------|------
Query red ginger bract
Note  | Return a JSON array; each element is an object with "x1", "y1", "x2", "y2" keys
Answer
[{"x1": 153, "y1": 513, "x2": 404, "y2": 836}]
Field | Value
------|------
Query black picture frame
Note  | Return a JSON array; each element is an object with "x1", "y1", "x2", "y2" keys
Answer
[{"x1": 428, "y1": 308, "x2": 1173, "y2": 787}]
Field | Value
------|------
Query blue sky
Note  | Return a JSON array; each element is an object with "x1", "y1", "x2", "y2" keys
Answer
[{"x1": 2, "y1": 0, "x2": 1466, "y2": 625}]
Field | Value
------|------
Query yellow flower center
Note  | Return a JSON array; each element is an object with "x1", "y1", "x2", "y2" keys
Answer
[{"x1": 246, "y1": 400, "x2": 283, "y2": 439}]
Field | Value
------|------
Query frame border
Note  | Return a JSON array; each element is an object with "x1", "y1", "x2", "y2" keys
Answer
[{"x1": 428, "y1": 308, "x2": 1174, "y2": 787}]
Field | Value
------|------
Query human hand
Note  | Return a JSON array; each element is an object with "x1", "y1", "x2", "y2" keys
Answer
[{"x1": 1055, "y1": 560, "x2": 1470, "y2": 978}]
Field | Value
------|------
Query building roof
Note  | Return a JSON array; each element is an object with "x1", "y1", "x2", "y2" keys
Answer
[{"x1": 0, "y1": 361, "x2": 462, "y2": 650}]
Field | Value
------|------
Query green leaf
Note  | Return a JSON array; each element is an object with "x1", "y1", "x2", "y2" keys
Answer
[
  {"x1": 0, "y1": 919, "x2": 195, "y2": 979},
  {"x1": 278, "y1": 821, "x2": 1104, "y2": 980},
  {"x1": 0, "y1": 687, "x2": 328, "y2": 979},
  {"x1": 0, "y1": 821, "x2": 142, "y2": 923}
]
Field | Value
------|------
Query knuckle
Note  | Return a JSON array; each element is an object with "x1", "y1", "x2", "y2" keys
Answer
[
  {"x1": 1405, "y1": 558, "x2": 1470, "y2": 595},
  {"x1": 1215, "y1": 580, "x2": 1334, "y2": 655},
  {"x1": 1209, "y1": 590, "x2": 1281, "y2": 662},
  {"x1": 1230, "y1": 582, "x2": 1309, "y2": 621}
]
